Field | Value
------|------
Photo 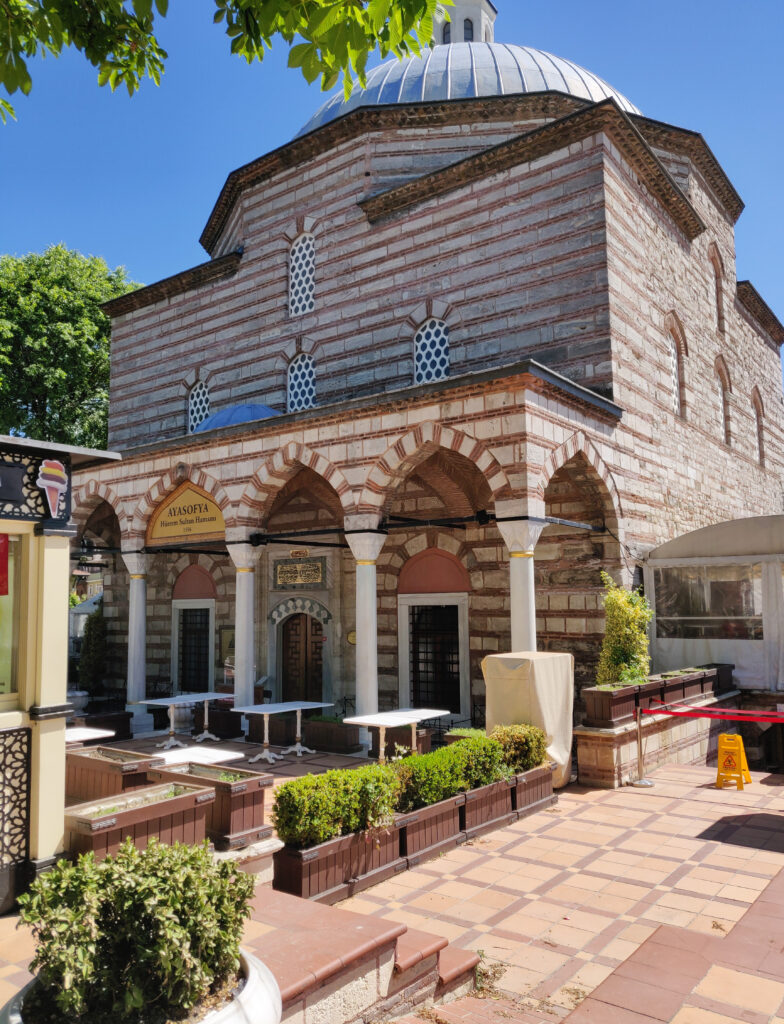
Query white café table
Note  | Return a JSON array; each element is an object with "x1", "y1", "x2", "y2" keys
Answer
[
  {"x1": 141, "y1": 692, "x2": 234, "y2": 750},
  {"x1": 65, "y1": 726, "x2": 116, "y2": 748},
  {"x1": 233, "y1": 701, "x2": 334, "y2": 764},
  {"x1": 343, "y1": 708, "x2": 451, "y2": 764}
]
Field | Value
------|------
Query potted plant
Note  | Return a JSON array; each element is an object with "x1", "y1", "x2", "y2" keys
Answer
[
  {"x1": 146, "y1": 762, "x2": 274, "y2": 850},
  {"x1": 66, "y1": 746, "x2": 164, "y2": 802},
  {"x1": 489, "y1": 725, "x2": 554, "y2": 820},
  {"x1": 272, "y1": 765, "x2": 402, "y2": 903},
  {"x1": 302, "y1": 714, "x2": 363, "y2": 754},
  {"x1": 9, "y1": 839, "x2": 281, "y2": 1024},
  {"x1": 64, "y1": 782, "x2": 216, "y2": 859}
]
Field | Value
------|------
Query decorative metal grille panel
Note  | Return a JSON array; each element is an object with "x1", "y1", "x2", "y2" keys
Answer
[
  {"x1": 409, "y1": 605, "x2": 460, "y2": 713},
  {"x1": 178, "y1": 608, "x2": 210, "y2": 690},
  {"x1": 0, "y1": 449, "x2": 71, "y2": 523},
  {"x1": 0, "y1": 727, "x2": 31, "y2": 869},
  {"x1": 289, "y1": 234, "x2": 316, "y2": 317},
  {"x1": 414, "y1": 319, "x2": 450, "y2": 385},
  {"x1": 188, "y1": 381, "x2": 210, "y2": 433},
  {"x1": 287, "y1": 353, "x2": 316, "y2": 412}
]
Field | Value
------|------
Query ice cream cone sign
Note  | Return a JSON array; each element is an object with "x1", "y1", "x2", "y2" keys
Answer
[{"x1": 36, "y1": 459, "x2": 68, "y2": 518}]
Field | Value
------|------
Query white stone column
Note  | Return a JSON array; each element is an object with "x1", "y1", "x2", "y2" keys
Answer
[
  {"x1": 229, "y1": 544, "x2": 258, "y2": 709},
  {"x1": 496, "y1": 520, "x2": 545, "y2": 653},
  {"x1": 345, "y1": 525, "x2": 386, "y2": 719},
  {"x1": 122, "y1": 553, "x2": 150, "y2": 707}
]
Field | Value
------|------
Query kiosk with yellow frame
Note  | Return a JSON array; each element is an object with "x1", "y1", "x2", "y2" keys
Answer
[{"x1": 0, "y1": 435, "x2": 119, "y2": 912}]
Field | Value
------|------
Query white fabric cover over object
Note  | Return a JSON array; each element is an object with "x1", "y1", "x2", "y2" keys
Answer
[{"x1": 481, "y1": 651, "x2": 573, "y2": 788}]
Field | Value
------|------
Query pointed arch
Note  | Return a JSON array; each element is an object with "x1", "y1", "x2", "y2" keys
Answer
[
  {"x1": 538, "y1": 431, "x2": 622, "y2": 520},
  {"x1": 236, "y1": 442, "x2": 354, "y2": 531},
  {"x1": 708, "y1": 242, "x2": 726, "y2": 335},
  {"x1": 752, "y1": 385, "x2": 765, "y2": 466},
  {"x1": 358, "y1": 422, "x2": 511, "y2": 515},
  {"x1": 714, "y1": 354, "x2": 732, "y2": 446},
  {"x1": 663, "y1": 311, "x2": 688, "y2": 417},
  {"x1": 130, "y1": 464, "x2": 236, "y2": 542},
  {"x1": 71, "y1": 479, "x2": 130, "y2": 539},
  {"x1": 270, "y1": 596, "x2": 331, "y2": 626}
]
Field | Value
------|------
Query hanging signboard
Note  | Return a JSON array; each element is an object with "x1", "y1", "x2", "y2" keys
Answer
[{"x1": 146, "y1": 481, "x2": 225, "y2": 548}]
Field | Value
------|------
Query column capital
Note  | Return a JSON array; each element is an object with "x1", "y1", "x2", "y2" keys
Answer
[
  {"x1": 343, "y1": 513, "x2": 383, "y2": 534},
  {"x1": 345, "y1": 531, "x2": 387, "y2": 564},
  {"x1": 497, "y1": 519, "x2": 545, "y2": 555},
  {"x1": 228, "y1": 543, "x2": 260, "y2": 572},
  {"x1": 121, "y1": 552, "x2": 150, "y2": 577}
]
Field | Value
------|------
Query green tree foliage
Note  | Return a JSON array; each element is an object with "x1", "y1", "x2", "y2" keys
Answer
[
  {"x1": 0, "y1": 0, "x2": 446, "y2": 123},
  {"x1": 595, "y1": 570, "x2": 653, "y2": 689},
  {"x1": 78, "y1": 602, "x2": 108, "y2": 693},
  {"x1": 0, "y1": 245, "x2": 136, "y2": 447}
]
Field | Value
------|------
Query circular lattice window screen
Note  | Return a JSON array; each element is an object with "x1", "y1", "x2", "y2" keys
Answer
[
  {"x1": 188, "y1": 380, "x2": 210, "y2": 432},
  {"x1": 414, "y1": 319, "x2": 450, "y2": 385},
  {"x1": 288, "y1": 353, "x2": 316, "y2": 412},
  {"x1": 289, "y1": 234, "x2": 316, "y2": 317}
]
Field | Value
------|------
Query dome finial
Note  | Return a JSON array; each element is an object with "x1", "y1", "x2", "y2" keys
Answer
[{"x1": 434, "y1": 1, "x2": 497, "y2": 45}]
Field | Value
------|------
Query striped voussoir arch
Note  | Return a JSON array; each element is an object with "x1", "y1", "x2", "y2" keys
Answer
[
  {"x1": 129, "y1": 464, "x2": 236, "y2": 543},
  {"x1": 71, "y1": 478, "x2": 131, "y2": 536},
  {"x1": 538, "y1": 431, "x2": 622, "y2": 518}
]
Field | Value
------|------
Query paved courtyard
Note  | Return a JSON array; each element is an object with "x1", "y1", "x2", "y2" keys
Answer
[{"x1": 3, "y1": 763, "x2": 784, "y2": 1022}]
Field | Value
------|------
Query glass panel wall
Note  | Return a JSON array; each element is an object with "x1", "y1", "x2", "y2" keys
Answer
[{"x1": 654, "y1": 564, "x2": 763, "y2": 640}]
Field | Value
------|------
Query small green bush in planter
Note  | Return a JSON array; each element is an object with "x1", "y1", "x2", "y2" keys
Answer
[
  {"x1": 447, "y1": 727, "x2": 486, "y2": 739},
  {"x1": 595, "y1": 570, "x2": 653, "y2": 689},
  {"x1": 490, "y1": 724, "x2": 548, "y2": 773},
  {"x1": 17, "y1": 838, "x2": 254, "y2": 1021},
  {"x1": 393, "y1": 736, "x2": 506, "y2": 812},
  {"x1": 450, "y1": 735, "x2": 507, "y2": 789},
  {"x1": 272, "y1": 764, "x2": 398, "y2": 848}
]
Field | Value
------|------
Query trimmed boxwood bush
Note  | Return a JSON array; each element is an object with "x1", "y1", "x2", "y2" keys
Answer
[
  {"x1": 393, "y1": 736, "x2": 506, "y2": 813},
  {"x1": 447, "y1": 727, "x2": 486, "y2": 739},
  {"x1": 272, "y1": 764, "x2": 398, "y2": 848},
  {"x1": 490, "y1": 724, "x2": 548, "y2": 773},
  {"x1": 17, "y1": 838, "x2": 254, "y2": 1020}
]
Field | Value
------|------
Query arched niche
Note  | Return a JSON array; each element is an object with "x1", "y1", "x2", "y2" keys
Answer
[
  {"x1": 172, "y1": 564, "x2": 217, "y2": 601},
  {"x1": 398, "y1": 548, "x2": 471, "y2": 594}
]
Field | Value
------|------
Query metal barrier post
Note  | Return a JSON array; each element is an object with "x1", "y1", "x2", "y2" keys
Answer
[{"x1": 631, "y1": 706, "x2": 654, "y2": 788}]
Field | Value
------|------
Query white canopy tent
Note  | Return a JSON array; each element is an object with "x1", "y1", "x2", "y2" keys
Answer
[{"x1": 643, "y1": 516, "x2": 784, "y2": 691}]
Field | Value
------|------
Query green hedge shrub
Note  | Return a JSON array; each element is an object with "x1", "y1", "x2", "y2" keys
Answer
[
  {"x1": 17, "y1": 838, "x2": 253, "y2": 1020},
  {"x1": 490, "y1": 724, "x2": 548, "y2": 773},
  {"x1": 447, "y1": 727, "x2": 486, "y2": 739},
  {"x1": 393, "y1": 736, "x2": 506, "y2": 812},
  {"x1": 272, "y1": 764, "x2": 398, "y2": 848}
]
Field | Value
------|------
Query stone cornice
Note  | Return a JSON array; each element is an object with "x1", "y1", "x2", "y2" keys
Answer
[
  {"x1": 736, "y1": 281, "x2": 784, "y2": 346},
  {"x1": 102, "y1": 250, "x2": 243, "y2": 317},
  {"x1": 632, "y1": 114, "x2": 744, "y2": 223},
  {"x1": 198, "y1": 92, "x2": 588, "y2": 254},
  {"x1": 360, "y1": 100, "x2": 705, "y2": 241}
]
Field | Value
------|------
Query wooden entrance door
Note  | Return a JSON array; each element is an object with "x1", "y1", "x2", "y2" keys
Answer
[{"x1": 282, "y1": 614, "x2": 324, "y2": 702}]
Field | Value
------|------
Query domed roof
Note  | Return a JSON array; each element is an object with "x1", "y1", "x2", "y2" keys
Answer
[
  {"x1": 297, "y1": 42, "x2": 639, "y2": 137},
  {"x1": 193, "y1": 403, "x2": 279, "y2": 433}
]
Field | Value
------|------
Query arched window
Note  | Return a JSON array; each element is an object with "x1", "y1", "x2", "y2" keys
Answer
[
  {"x1": 752, "y1": 387, "x2": 765, "y2": 466},
  {"x1": 463, "y1": 18, "x2": 474, "y2": 41},
  {"x1": 287, "y1": 353, "x2": 316, "y2": 412},
  {"x1": 709, "y1": 245, "x2": 725, "y2": 335},
  {"x1": 414, "y1": 319, "x2": 450, "y2": 385},
  {"x1": 668, "y1": 332, "x2": 683, "y2": 417},
  {"x1": 288, "y1": 233, "x2": 315, "y2": 317},
  {"x1": 188, "y1": 380, "x2": 210, "y2": 433},
  {"x1": 715, "y1": 358, "x2": 732, "y2": 446},
  {"x1": 443, "y1": 22, "x2": 451, "y2": 44}
]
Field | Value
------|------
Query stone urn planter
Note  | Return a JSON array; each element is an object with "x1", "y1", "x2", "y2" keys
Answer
[
  {"x1": 66, "y1": 747, "x2": 164, "y2": 802},
  {"x1": 396, "y1": 793, "x2": 466, "y2": 866},
  {"x1": 273, "y1": 826, "x2": 404, "y2": 904},
  {"x1": 146, "y1": 763, "x2": 274, "y2": 850},
  {"x1": 0, "y1": 950, "x2": 282, "y2": 1024},
  {"x1": 302, "y1": 718, "x2": 363, "y2": 754},
  {"x1": 511, "y1": 764, "x2": 556, "y2": 819},
  {"x1": 582, "y1": 685, "x2": 636, "y2": 728},
  {"x1": 64, "y1": 782, "x2": 216, "y2": 859},
  {"x1": 463, "y1": 778, "x2": 516, "y2": 840}
]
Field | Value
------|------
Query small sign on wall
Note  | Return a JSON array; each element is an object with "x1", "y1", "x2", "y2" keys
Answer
[{"x1": 273, "y1": 556, "x2": 326, "y2": 590}]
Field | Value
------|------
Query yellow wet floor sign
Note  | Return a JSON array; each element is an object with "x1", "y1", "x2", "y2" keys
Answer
[{"x1": 716, "y1": 733, "x2": 751, "y2": 790}]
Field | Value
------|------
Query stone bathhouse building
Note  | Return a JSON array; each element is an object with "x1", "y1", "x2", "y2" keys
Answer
[{"x1": 72, "y1": 1, "x2": 784, "y2": 725}]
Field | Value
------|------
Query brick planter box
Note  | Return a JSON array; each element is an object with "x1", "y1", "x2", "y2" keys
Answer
[
  {"x1": 302, "y1": 719, "x2": 363, "y2": 754},
  {"x1": 370, "y1": 726, "x2": 432, "y2": 760},
  {"x1": 248, "y1": 714, "x2": 296, "y2": 747},
  {"x1": 511, "y1": 764, "x2": 556, "y2": 819},
  {"x1": 193, "y1": 704, "x2": 244, "y2": 740},
  {"x1": 66, "y1": 747, "x2": 164, "y2": 802},
  {"x1": 582, "y1": 686, "x2": 636, "y2": 728},
  {"x1": 463, "y1": 779, "x2": 516, "y2": 840},
  {"x1": 64, "y1": 782, "x2": 216, "y2": 859},
  {"x1": 146, "y1": 763, "x2": 273, "y2": 850},
  {"x1": 273, "y1": 826, "x2": 404, "y2": 904},
  {"x1": 397, "y1": 793, "x2": 465, "y2": 866}
]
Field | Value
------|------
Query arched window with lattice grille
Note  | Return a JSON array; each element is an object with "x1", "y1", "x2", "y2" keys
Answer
[
  {"x1": 188, "y1": 380, "x2": 210, "y2": 433},
  {"x1": 414, "y1": 319, "x2": 450, "y2": 385},
  {"x1": 287, "y1": 353, "x2": 316, "y2": 412},
  {"x1": 289, "y1": 233, "x2": 315, "y2": 317},
  {"x1": 752, "y1": 388, "x2": 765, "y2": 465}
]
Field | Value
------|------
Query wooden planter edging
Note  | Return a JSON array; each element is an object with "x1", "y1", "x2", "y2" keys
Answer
[
  {"x1": 65, "y1": 783, "x2": 216, "y2": 860},
  {"x1": 397, "y1": 793, "x2": 465, "y2": 866},
  {"x1": 66, "y1": 747, "x2": 165, "y2": 803},
  {"x1": 463, "y1": 779, "x2": 516, "y2": 840},
  {"x1": 272, "y1": 826, "x2": 404, "y2": 904},
  {"x1": 302, "y1": 720, "x2": 363, "y2": 755},
  {"x1": 512, "y1": 764, "x2": 556, "y2": 820},
  {"x1": 583, "y1": 671, "x2": 719, "y2": 729},
  {"x1": 145, "y1": 763, "x2": 273, "y2": 851}
]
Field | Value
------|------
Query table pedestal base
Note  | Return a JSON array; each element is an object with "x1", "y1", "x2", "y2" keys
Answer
[
  {"x1": 249, "y1": 745, "x2": 284, "y2": 765},
  {"x1": 281, "y1": 742, "x2": 315, "y2": 758},
  {"x1": 156, "y1": 734, "x2": 188, "y2": 750},
  {"x1": 194, "y1": 730, "x2": 219, "y2": 743}
]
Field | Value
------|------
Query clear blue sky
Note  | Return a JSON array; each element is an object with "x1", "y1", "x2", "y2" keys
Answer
[{"x1": 1, "y1": 0, "x2": 782, "y2": 334}]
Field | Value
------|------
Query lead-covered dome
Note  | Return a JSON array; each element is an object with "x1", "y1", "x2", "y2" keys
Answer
[{"x1": 297, "y1": 42, "x2": 639, "y2": 138}]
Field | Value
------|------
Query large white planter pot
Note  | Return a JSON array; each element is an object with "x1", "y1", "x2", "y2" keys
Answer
[{"x1": 0, "y1": 951, "x2": 281, "y2": 1024}]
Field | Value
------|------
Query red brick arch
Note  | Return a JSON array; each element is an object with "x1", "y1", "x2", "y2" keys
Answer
[
  {"x1": 538, "y1": 432, "x2": 622, "y2": 521},
  {"x1": 130, "y1": 464, "x2": 235, "y2": 543},
  {"x1": 71, "y1": 479, "x2": 130, "y2": 539}
]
